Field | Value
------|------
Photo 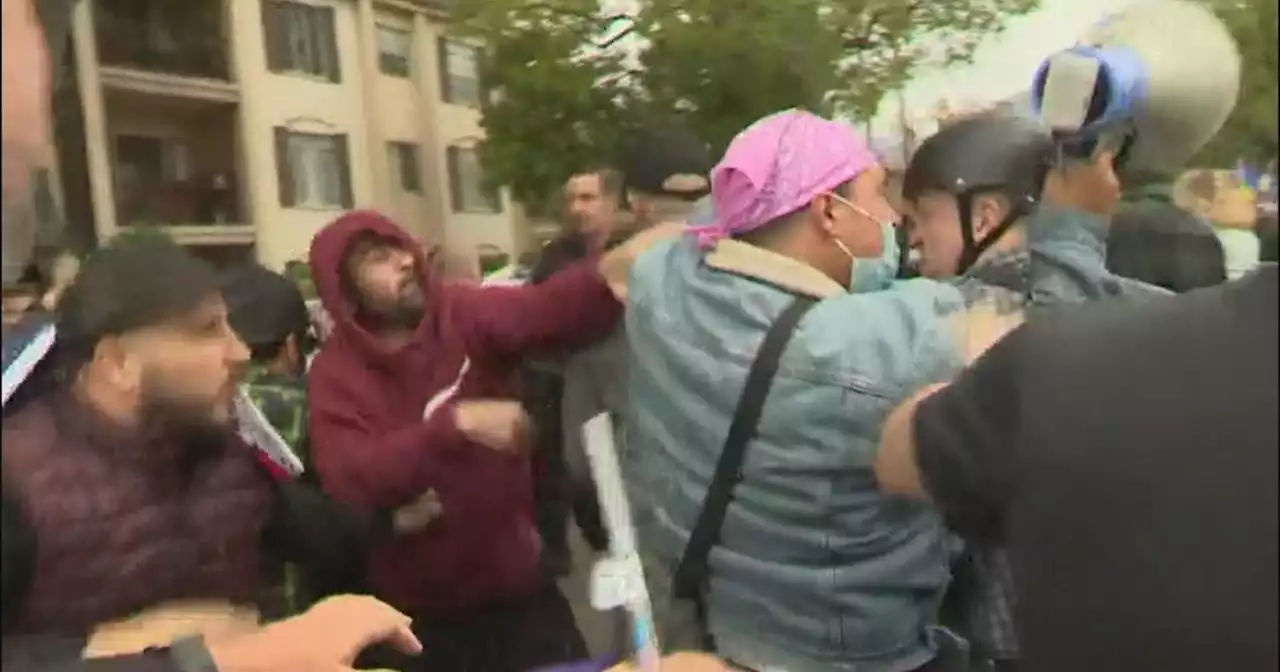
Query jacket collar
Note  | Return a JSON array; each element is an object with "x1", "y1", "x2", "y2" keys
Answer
[
  {"x1": 965, "y1": 247, "x2": 1030, "y2": 293},
  {"x1": 704, "y1": 239, "x2": 845, "y2": 299}
]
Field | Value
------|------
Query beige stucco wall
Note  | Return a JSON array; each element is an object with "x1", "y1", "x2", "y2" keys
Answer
[{"x1": 75, "y1": 0, "x2": 523, "y2": 270}]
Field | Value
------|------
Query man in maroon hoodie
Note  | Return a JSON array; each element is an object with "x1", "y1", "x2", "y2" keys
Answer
[{"x1": 307, "y1": 210, "x2": 632, "y2": 672}]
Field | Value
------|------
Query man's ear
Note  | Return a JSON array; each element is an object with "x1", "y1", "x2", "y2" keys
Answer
[
  {"x1": 809, "y1": 194, "x2": 838, "y2": 236},
  {"x1": 283, "y1": 333, "x2": 301, "y2": 369},
  {"x1": 970, "y1": 193, "x2": 1008, "y2": 243},
  {"x1": 94, "y1": 336, "x2": 142, "y2": 392}
]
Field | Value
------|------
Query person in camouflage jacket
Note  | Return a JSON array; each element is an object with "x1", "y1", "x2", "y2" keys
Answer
[
  {"x1": 221, "y1": 265, "x2": 314, "y2": 465},
  {"x1": 220, "y1": 264, "x2": 318, "y2": 616}
]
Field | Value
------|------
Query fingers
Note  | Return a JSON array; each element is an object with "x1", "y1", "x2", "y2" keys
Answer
[
  {"x1": 331, "y1": 597, "x2": 419, "y2": 662},
  {"x1": 381, "y1": 624, "x2": 424, "y2": 655}
]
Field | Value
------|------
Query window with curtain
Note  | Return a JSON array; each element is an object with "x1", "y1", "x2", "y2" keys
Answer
[
  {"x1": 438, "y1": 39, "x2": 480, "y2": 106},
  {"x1": 262, "y1": 0, "x2": 341, "y2": 82},
  {"x1": 273, "y1": 129, "x2": 352, "y2": 209},
  {"x1": 446, "y1": 146, "x2": 501, "y2": 213}
]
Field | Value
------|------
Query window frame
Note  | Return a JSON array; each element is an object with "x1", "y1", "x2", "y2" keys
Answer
[
  {"x1": 437, "y1": 38, "x2": 480, "y2": 107},
  {"x1": 262, "y1": 0, "x2": 342, "y2": 83},
  {"x1": 376, "y1": 23, "x2": 412, "y2": 78},
  {"x1": 388, "y1": 141, "x2": 423, "y2": 194},
  {"x1": 446, "y1": 146, "x2": 502, "y2": 214},
  {"x1": 113, "y1": 134, "x2": 191, "y2": 183},
  {"x1": 273, "y1": 128, "x2": 353, "y2": 210}
]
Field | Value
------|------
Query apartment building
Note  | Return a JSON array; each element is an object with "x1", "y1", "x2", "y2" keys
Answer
[{"x1": 55, "y1": 0, "x2": 527, "y2": 270}]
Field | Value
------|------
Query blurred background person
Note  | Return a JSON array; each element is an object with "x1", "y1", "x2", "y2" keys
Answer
[
  {"x1": 559, "y1": 124, "x2": 712, "y2": 571},
  {"x1": 527, "y1": 166, "x2": 625, "y2": 576},
  {"x1": 561, "y1": 166, "x2": 624, "y2": 258}
]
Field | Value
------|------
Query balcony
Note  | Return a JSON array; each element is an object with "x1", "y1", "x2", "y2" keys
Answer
[
  {"x1": 106, "y1": 91, "x2": 252, "y2": 246},
  {"x1": 116, "y1": 176, "x2": 253, "y2": 245},
  {"x1": 94, "y1": 0, "x2": 237, "y2": 101}
]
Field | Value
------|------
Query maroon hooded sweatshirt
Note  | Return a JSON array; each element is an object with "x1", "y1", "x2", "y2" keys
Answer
[{"x1": 306, "y1": 211, "x2": 622, "y2": 614}]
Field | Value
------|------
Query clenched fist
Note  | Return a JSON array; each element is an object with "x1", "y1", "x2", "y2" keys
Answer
[
  {"x1": 1042, "y1": 149, "x2": 1122, "y2": 218},
  {"x1": 454, "y1": 399, "x2": 531, "y2": 452}
]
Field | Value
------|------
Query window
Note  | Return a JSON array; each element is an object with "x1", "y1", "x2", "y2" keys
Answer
[
  {"x1": 438, "y1": 39, "x2": 480, "y2": 107},
  {"x1": 446, "y1": 146, "x2": 501, "y2": 213},
  {"x1": 377, "y1": 24, "x2": 412, "y2": 77},
  {"x1": 114, "y1": 135, "x2": 191, "y2": 183},
  {"x1": 273, "y1": 129, "x2": 352, "y2": 209},
  {"x1": 388, "y1": 142, "x2": 422, "y2": 193},
  {"x1": 262, "y1": 0, "x2": 341, "y2": 82}
]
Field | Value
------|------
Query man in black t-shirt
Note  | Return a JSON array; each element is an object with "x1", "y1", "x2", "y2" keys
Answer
[{"x1": 874, "y1": 266, "x2": 1278, "y2": 672}]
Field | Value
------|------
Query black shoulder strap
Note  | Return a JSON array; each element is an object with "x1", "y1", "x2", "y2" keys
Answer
[{"x1": 673, "y1": 295, "x2": 818, "y2": 600}]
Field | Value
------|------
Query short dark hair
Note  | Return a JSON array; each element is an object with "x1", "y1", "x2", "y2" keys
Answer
[
  {"x1": 219, "y1": 264, "x2": 312, "y2": 364},
  {"x1": 56, "y1": 236, "x2": 220, "y2": 376},
  {"x1": 246, "y1": 335, "x2": 308, "y2": 363},
  {"x1": 569, "y1": 166, "x2": 622, "y2": 199},
  {"x1": 1107, "y1": 203, "x2": 1227, "y2": 292}
]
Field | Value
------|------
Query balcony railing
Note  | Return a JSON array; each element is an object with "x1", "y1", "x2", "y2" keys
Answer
[
  {"x1": 95, "y1": 3, "x2": 230, "y2": 80},
  {"x1": 116, "y1": 176, "x2": 243, "y2": 228}
]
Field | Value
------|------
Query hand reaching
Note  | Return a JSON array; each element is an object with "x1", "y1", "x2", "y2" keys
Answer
[
  {"x1": 597, "y1": 221, "x2": 686, "y2": 301},
  {"x1": 205, "y1": 595, "x2": 421, "y2": 672}
]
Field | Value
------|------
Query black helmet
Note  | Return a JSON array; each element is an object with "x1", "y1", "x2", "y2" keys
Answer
[{"x1": 903, "y1": 115, "x2": 1054, "y2": 272}]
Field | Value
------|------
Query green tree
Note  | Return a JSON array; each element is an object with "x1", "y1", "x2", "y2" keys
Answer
[
  {"x1": 452, "y1": 0, "x2": 1039, "y2": 214},
  {"x1": 1196, "y1": 0, "x2": 1278, "y2": 167},
  {"x1": 637, "y1": 0, "x2": 1040, "y2": 152},
  {"x1": 452, "y1": 1, "x2": 641, "y2": 216}
]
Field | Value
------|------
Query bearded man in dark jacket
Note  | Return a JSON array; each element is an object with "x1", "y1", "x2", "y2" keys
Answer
[{"x1": 1, "y1": 238, "x2": 411, "y2": 670}]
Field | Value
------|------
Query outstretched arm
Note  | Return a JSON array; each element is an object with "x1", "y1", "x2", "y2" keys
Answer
[
  {"x1": 459, "y1": 262, "x2": 623, "y2": 361},
  {"x1": 461, "y1": 223, "x2": 684, "y2": 360}
]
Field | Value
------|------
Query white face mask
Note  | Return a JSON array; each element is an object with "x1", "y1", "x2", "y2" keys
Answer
[{"x1": 827, "y1": 192, "x2": 901, "y2": 292}]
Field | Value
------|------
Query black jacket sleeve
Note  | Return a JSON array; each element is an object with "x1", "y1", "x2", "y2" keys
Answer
[{"x1": 262, "y1": 480, "x2": 388, "y2": 598}]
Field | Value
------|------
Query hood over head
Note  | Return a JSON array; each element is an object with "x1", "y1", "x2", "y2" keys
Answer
[{"x1": 308, "y1": 210, "x2": 437, "y2": 352}]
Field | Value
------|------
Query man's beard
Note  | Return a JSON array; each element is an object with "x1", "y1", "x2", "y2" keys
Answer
[
  {"x1": 361, "y1": 284, "x2": 426, "y2": 331},
  {"x1": 136, "y1": 376, "x2": 235, "y2": 465}
]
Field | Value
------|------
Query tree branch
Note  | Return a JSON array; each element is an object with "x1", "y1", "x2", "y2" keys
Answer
[{"x1": 842, "y1": 1, "x2": 922, "y2": 51}]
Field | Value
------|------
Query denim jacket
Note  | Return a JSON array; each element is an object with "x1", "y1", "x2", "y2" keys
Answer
[{"x1": 622, "y1": 204, "x2": 1156, "y2": 672}]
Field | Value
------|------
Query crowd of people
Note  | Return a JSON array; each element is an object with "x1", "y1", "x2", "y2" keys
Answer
[{"x1": 2, "y1": 0, "x2": 1277, "y2": 671}]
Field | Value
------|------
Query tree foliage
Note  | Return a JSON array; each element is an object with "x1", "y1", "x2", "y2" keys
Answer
[
  {"x1": 452, "y1": 0, "x2": 1040, "y2": 216},
  {"x1": 1196, "y1": 0, "x2": 1278, "y2": 167}
]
